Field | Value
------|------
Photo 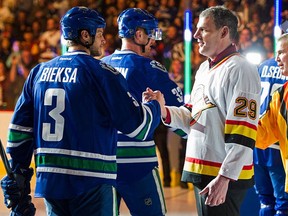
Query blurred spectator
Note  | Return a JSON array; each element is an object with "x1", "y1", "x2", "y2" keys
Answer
[
  {"x1": 136, "y1": 0, "x2": 148, "y2": 10},
  {"x1": 238, "y1": 26, "x2": 266, "y2": 63},
  {"x1": 161, "y1": 24, "x2": 184, "y2": 70},
  {"x1": 0, "y1": 38, "x2": 11, "y2": 64},
  {"x1": 261, "y1": 6, "x2": 275, "y2": 36},
  {"x1": 116, "y1": 0, "x2": 127, "y2": 12},
  {"x1": 191, "y1": 42, "x2": 206, "y2": 73},
  {"x1": 7, "y1": 48, "x2": 37, "y2": 109},
  {"x1": 1, "y1": 21, "x2": 14, "y2": 40},
  {"x1": 102, "y1": 32, "x2": 120, "y2": 57},
  {"x1": 30, "y1": 0, "x2": 49, "y2": 31},
  {"x1": 208, "y1": 0, "x2": 222, "y2": 7},
  {"x1": 39, "y1": 17, "x2": 61, "y2": 55},
  {"x1": 155, "y1": 0, "x2": 173, "y2": 31},
  {"x1": 6, "y1": 40, "x2": 21, "y2": 69},
  {"x1": 52, "y1": 0, "x2": 70, "y2": 17},
  {"x1": 169, "y1": 58, "x2": 184, "y2": 90},
  {"x1": 103, "y1": 2, "x2": 118, "y2": 35},
  {"x1": 31, "y1": 19, "x2": 42, "y2": 40},
  {"x1": 167, "y1": 0, "x2": 178, "y2": 20},
  {"x1": 21, "y1": 30, "x2": 40, "y2": 62},
  {"x1": 283, "y1": 0, "x2": 288, "y2": 21},
  {"x1": 0, "y1": 60, "x2": 7, "y2": 109},
  {"x1": 9, "y1": 48, "x2": 36, "y2": 80},
  {"x1": 254, "y1": 0, "x2": 274, "y2": 23},
  {"x1": 224, "y1": 0, "x2": 239, "y2": 11},
  {"x1": 247, "y1": 9, "x2": 262, "y2": 30},
  {"x1": 45, "y1": 1, "x2": 59, "y2": 19},
  {"x1": 0, "y1": 1, "x2": 14, "y2": 31},
  {"x1": 15, "y1": 0, "x2": 33, "y2": 13},
  {"x1": 235, "y1": 0, "x2": 251, "y2": 26},
  {"x1": 12, "y1": 10, "x2": 29, "y2": 41},
  {"x1": 262, "y1": 34, "x2": 275, "y2": 60},
  {"x1": 146, "y1": 0, "x2": 159, "y2": 15},
  {"x1": 173, "y1": 16, "x2": 184, "y2": 35},
  {"x1": 248, "y1": 22, "x2": 262, "y2": 44}
]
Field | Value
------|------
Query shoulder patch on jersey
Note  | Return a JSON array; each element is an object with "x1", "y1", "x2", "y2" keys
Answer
[
  {"x1": 150, "y1": 60, "x2": 167, "y2": 73},
  {"x1": 99, "y1": 62, "x2": 120, "y2": 75}
]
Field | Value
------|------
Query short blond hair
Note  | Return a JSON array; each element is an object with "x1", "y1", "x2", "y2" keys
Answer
[{"x1": 277, "y1": 33, "x2": 288, "y2": 43}]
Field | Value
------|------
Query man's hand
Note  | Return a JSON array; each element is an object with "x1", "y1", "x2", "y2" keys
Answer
[
  {"x1": 142, "y1": 88, "x2": 167, "y2": 117},
  {"x1": 142, "y1": 87, "x2": 164, "y2": 104},
  {"x1": 10, "y1": 195, "x2": 36, "y2": 216},
  {"x1": 1, "y1": 166, "x2": 35, "y2": 215},
  {"x1": 199, "y1": 175, "x2": 230, "y2": 206},
  {"x1": 1, "y1": 175, "x2": 22, "y2": 208}
]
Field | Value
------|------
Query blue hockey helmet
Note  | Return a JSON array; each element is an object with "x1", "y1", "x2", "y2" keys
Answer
[
  {"x1": 60, "y1": 6, "x2": 106, "y2": 41},
  {"x1": 117, "y1": 8, "x2": 162, "y2": 40}
]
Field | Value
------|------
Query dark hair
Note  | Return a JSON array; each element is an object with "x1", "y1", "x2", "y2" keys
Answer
[{"x1": 200, "y1": 6, "x2": 238, "y2": 41}]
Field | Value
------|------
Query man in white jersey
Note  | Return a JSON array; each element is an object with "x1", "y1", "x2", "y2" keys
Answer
[{"x1": 145, "y1": 6, "x2": 261, "y2": 216}]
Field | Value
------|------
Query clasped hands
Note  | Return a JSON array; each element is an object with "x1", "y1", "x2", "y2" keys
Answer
[{"x1": 142, "y1": 87, "x2": 167, "y2": 118}]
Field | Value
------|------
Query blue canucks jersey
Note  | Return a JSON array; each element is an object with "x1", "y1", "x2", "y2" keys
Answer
[
  {"x1": 6, "y1": 51, "x2": 161, "y2": 199},
  {"x1": 254, "y1": 58, "x2": 288, "y2": 166},
  {"x1": 102, "y1": 50, "x2": 184, "y2": 182}
]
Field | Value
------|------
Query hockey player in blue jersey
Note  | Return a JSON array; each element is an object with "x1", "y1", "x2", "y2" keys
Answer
[
  {"x1": 101, "y1": 8, "x2": 184, "y2": 216},
  {"x1": 0, "y1": 6, "x2": 164, "y2": 216},
  {"x1": 254, "y1": 58, "x2": 288, "y2": 216}
]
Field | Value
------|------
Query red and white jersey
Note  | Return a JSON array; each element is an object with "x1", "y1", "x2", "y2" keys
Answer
[{"x1": 164, "y1": 53, "x2": 261, "y2": 181}]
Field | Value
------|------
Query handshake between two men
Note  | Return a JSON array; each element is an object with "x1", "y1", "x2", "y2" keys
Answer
[{"x1": 142, "y1": 87, "x2": 167, "y2": 119}]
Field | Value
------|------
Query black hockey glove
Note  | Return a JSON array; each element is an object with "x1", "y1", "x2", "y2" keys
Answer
[
  {"x1": 1, "y1": 166, "x2": 35, "y2": 216},
  {"x1": 9, "y1": 194, "x2": 36, "y2": 216}
]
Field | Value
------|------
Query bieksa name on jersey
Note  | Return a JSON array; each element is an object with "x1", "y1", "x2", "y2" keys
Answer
[
  {"x1": 261, "y1": 65, "x2": 288, "y2": 80},
  {"x1": 39, "y1": 67, "x2": 77, "y2": 83}
]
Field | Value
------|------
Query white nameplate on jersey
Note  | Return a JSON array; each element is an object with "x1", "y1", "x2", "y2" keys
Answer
[
  {"x1": 100, "y1": 62, "x2": 120, "y2": 75},
  {"x1": 150, "y1": 60, "x2": 167, "y2": 73},
  {"x1": 39, "y1": 67, "x2": 77, "y2": 83},
  {"x1": 260, "y1": 65, "x2": 288, "y2": 80}
]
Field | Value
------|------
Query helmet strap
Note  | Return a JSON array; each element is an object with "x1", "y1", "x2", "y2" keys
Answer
[
  {"x1": 76, "y1": 33, "x2": 95, "y2": 49},
  {"x1": 133, "y1": 37, "x2": 150, "y2": 53}
]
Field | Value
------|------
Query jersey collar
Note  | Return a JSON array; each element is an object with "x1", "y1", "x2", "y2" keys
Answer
[{"x1": 208, "y1": 44, "x2": 238, "y2": 69}]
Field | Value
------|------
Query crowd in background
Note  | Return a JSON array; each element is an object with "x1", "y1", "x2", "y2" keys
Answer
[{"x1": 0, "y1": 0, "x2": 287, "y2": 110}]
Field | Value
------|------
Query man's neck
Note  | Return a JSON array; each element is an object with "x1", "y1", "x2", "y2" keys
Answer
[
  {"x1": 68, "y1": 45, "x2": 89, "y2": 54},
  {"x1": 121, "y1": 40, "x2": 142, "y2": 55}
]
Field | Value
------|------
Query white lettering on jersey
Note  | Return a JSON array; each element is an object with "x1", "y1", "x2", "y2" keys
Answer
[
  {"x1": 150, "y1": 60, "x2": 167, "y2": 72},
  {"x1": 40, "y1": 67, "x2": 77, "y2": 83},
  {"x1": 260, "y1": 65, "x2": 288, "y2": 80},
  {"x1": 111, "y1": 56, "x2": 122, "y2": 60},
  {"x1": 115, "y1": 67, "x2": 128, "y2": 78},
  {"x1": 100, "y1": 62, "x2": 119, "y2": 75}
]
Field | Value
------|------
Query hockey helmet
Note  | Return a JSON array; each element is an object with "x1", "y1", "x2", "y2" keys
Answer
[
  {"x1": 60, "y1": 6, "x2": 106, "y2": 41},
  {"x1": 117, "y1": 8, "x2": 162, "y2": 40}
]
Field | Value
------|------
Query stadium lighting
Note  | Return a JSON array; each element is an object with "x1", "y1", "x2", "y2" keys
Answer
[
  {"x1": 274, "y1": 0, "x2": 282, "y2": 55},
  {"x1": 184, "y1": 10, "x2": 192, "y2": 103},
  {"x1": 245, "y1": 52, "x2": 262, "y2": 65}
]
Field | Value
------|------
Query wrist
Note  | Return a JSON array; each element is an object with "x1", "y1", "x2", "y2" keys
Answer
[
  {"x1": 163, "y1": 108, "x2": 171, "y2": 124},
  {"x1": 219, "y1": 174, "x2": 233, "y2": 182},
  {"x1": 161, "y1": 106, "x2": 167, "y2": 118}
]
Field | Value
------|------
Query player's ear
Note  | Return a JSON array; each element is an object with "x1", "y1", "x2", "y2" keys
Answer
[
  {"x1": 221, "y1": 26, "x2": 229, "y2": 38},
  {"x1": 134, "y1": 28, "x2": 143, "y2": 40},
  {"x1": 80, "y1": 30, "x2": 90, "y2": 41}
]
